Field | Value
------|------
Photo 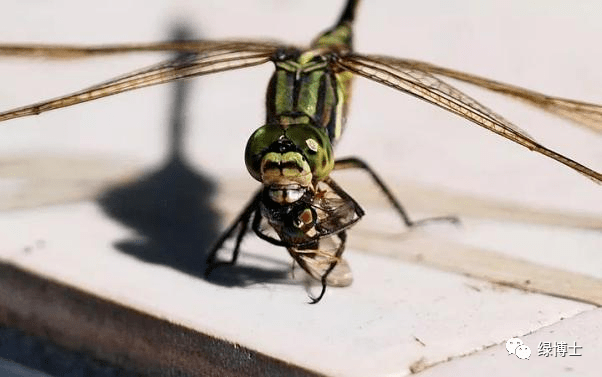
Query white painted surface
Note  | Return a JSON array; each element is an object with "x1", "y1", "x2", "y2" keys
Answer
[
  {"x1": 416, "y1": 308, "x2": 602, "y2": 377},
  {"x1": 0, "y1": 202, "x2": 595, "y2": 377},
  {"x1": 0, "y1": 0, "x2": 600, "y2": 376}
]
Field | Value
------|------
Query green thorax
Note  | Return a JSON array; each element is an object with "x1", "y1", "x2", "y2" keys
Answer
[
  {"x1": 245, "y1": 24, "x2": 354, "y2": 185},
  {"x1": 265, "y1": 23, "x2": 353, "y2": 145}
]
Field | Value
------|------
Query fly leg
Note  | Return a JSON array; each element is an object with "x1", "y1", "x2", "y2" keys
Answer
[
  {"x1": 309, "y1": 231, "x2": 347, "y2": 304},
  {"x1": 334, "y1": 157, "x2": 460, "y2": 227},
  {"x1": 205, "y1": 189, "x2": 261, "y2": 277},
  {"x1": 251, "y1": 208, "x2": 289, "y2": 247}
]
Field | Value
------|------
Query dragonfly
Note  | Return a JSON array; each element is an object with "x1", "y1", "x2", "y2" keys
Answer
[{"x1": 0, "y1": 0, "x2": 600, "y2": 303}]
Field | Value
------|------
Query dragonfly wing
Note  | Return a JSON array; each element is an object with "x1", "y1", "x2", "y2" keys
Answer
[
  {"x1": 336, "y1": 54, "x2": 602, "y2": 183},
  {"x1": 388, "y1": 58, "x2": 602, "y2": 134},
  {"x1": 0, "y1": 44, "x2": 280, "y2": 122},
  {"x1": 0, "y1": 39, "x2": 283, "y2": 59}
]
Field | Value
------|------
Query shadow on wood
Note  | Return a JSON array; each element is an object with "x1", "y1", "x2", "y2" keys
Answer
[{"x1": 97, "y1": 25, "x2": 291, "y2": 287}]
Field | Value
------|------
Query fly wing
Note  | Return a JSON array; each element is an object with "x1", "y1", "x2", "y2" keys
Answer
[
  {"x1": 289, "y1": 235, "x2": 353, "y2": 287},
  {"x1": 255, "y1": 212, "x2": 283, "y2": 243},
  {"x1": 336, "y1": 54, "x2": 602, "y2": 184},
  {"x1": 0, "y1": 41, "x2": 282, "y2": 123},
  {"x1": 257, "y1": 205, "x2": 354, "y2": 287},
  {"x1": 311, "y1": 180, "x2": 363, "y2": 236}
]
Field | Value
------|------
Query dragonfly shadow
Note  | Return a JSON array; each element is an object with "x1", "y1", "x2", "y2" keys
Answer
[{"x1": 97, "y1": 24, "x2": 290, "y2": 287}]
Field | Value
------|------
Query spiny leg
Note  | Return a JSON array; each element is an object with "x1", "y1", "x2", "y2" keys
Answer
[
  {"x1": 334, "y1": 157, "x2": 459, "y2": 227},
  {"x1": 205, "y1": 189, "x2": 262, "y2": 276},
  {"x1": 309, "y1": 231, "x2": 347, "y2": 304}
]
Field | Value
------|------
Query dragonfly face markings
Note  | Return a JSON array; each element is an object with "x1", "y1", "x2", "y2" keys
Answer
[{"x1": 0, "y1": 0, "x2": 600, "y2": 303}]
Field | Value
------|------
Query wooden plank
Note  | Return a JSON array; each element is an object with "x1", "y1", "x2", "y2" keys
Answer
[{"x1": 353, "y1": 231, "x2": 602, "y2": 306}]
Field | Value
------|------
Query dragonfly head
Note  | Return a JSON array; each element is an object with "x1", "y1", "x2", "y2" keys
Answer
[{"x1": 245, "y1": 123, "x2": 334, "y2": 199}]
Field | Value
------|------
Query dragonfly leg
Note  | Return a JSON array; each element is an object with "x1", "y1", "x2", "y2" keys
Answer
[
  {"x1": 205, "y1": 189, "x2": 261, "y2": 277},
  {"x1": 309, "y1": 231, "x2": 347, "y2": 304},
  {"x1": 334, "y1": 157, "x2": 460, "y2": 227}
]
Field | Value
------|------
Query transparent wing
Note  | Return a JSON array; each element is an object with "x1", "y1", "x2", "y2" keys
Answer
[
  {"x1": 0, "y1": 41, "x2": 282, "y2": 122},
  {"x1": 0, "y1": 39, "x2": 283, "y2": 58},
  {"x1": 257, "y1": 206, "x2": 353, "y2": 287},
  {"x1": 390, "y1": 58, "x2": 602, "y2": 134},
  {"x1": 336, "y1": 54, "x2": 602, "y2": 184},
  {"x1": 288, "y1": 236, "x2": 353, "y2": 287},
  {"x1": 311, "y1": 180, "x2": 363, "y2": 236}
]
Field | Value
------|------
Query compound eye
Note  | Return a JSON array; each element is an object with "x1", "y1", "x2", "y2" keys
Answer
[
  {"x1": 285, "y1": 125, "x2": 334, "y2": 180},
  {"x1": 245, "y1": 124, "x2": 284, "y2": 182}
]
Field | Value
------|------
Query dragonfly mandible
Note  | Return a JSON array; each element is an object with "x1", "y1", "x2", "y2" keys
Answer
[{"x1": 0, "y1": 0, "x2": 600, "y2": 303}]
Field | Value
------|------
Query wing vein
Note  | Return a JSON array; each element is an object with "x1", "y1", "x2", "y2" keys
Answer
[
  {"x1": 337, "y1": 54, "x2": 601, "y2": 183},
  {"x1": 0, "y1": 50, "x2": 276, "y2": 122}
]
